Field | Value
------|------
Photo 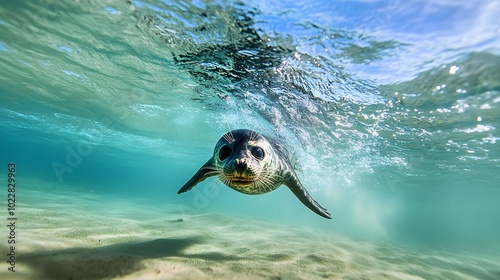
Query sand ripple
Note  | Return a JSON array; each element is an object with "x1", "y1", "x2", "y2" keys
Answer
[{"x1": 1, "y1": 186, "x2": 499, "y2": 280}]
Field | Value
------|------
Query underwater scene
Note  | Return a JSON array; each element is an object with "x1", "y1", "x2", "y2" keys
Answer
[{"x1": 1, "y1": 0, "x2": 500, "y2": 279}]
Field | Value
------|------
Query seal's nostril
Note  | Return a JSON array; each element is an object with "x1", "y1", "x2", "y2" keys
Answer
[{"x1": 235, "y1": 161, "x2": 247, "y2": 175}]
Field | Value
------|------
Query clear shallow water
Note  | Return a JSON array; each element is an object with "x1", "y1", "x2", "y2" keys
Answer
[{"x1": 1, "y1": 0, "x2": 499, "y2": 265}]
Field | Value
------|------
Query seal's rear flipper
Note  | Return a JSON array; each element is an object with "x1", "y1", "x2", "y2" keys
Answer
[
  {"x1": 177, "y1": 158, "x2": 216, "y2": 194},
  {"x1": 284, "y1": 175, "x2": 332, "y2": 219}
]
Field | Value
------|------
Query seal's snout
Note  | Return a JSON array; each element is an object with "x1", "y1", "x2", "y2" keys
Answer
[{"x1": 234, "y1": 160, "x2": 247, "y2": 175}]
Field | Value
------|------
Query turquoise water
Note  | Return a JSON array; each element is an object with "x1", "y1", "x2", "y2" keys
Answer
[{"x1": 1, "y1": 0, "x2": 499, "y2": 268}]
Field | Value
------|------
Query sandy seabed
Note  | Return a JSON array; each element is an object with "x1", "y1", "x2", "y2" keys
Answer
[{"x1": 1, "y1": 184, "x2": 499, "y2": 280}]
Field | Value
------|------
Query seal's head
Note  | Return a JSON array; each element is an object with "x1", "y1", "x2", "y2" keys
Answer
[{"x1": 212, "y1": 129, "x2": 280, "y2": 194}]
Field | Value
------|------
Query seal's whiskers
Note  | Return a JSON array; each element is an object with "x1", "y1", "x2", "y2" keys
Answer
[
  {"x1": 218, "y1": 174, "x2": 233, "y2": 187},
  {"x1": 255, "y1": 170, "x2": 276, "y2": 192},
  {"x1": 223, "y1": 132, "x2": 234, "y2": 143},
  {"x1": 202, "y1": 166, "x2": 223, "y2": 177}
]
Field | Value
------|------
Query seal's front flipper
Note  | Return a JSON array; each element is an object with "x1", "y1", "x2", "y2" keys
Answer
[
  {"x1": 284, "y1": 174, "x2": 332, "y2": 219},
  {"x1": 178, "y1": 158, "x2": 216, "y2": 194}
]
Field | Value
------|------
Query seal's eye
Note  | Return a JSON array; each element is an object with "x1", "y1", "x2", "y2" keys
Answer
[
  {"x1": 218, "y1": 145, "x2": 232, "y2": 161},
  {"x1": 251, "y1": 146, "x2": 264, "y2": 160}
]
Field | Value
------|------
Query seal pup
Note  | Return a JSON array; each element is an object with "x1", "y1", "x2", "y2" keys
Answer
[{"x1": 178, "y1": 129, "x2": 331, "y2": 219}]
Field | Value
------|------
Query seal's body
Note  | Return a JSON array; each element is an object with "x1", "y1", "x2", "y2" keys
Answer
[{"x1": 177, "y1": 129, "x2": 331, "y2": 219}]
